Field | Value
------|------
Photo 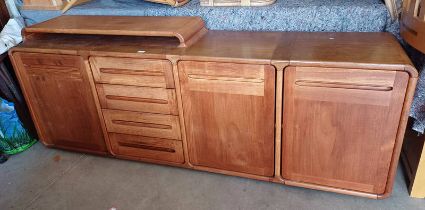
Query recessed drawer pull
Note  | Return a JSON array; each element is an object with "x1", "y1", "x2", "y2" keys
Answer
[
  {"x1": 295, "y1": 80, "x2": 393, "y2": 91},
  {"x1": 188, "y1": 74, "x2": 264, "y2": 83},
  {"x1": 27, "y1": 66, "x2": 79, "y2": 74},
  {"x1": 25, "y1": 64, "x2": 80, "y2": 69},
  {"x1": 100, "y1": 68, "x2": 164, "y2": 77},
  {"x1": 105, "y1": 95, "x2": 169, "y2": 104},
  {"x1": 118, "y1": 141, "x2": 176, "y2": 153},
  {"x1": 112, "y1": 120, "x2": 172, "y2": 129}
]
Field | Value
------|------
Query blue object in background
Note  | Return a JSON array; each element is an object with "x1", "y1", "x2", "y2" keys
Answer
[
  {"x1": 0, "y1": 100, "x2": 21, "y2": 137},
  {"x1": 0, "y1": 98, "x2": 36, "y2": 154}
]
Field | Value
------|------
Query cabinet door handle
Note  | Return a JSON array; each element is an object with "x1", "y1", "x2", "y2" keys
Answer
[{"x1": 295, "y1": 80, "x2": 393, "y2": 91}]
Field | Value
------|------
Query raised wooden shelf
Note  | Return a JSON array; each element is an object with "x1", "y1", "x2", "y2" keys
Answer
[{"x1": 24, "y1": 16, "x2": 207, "y2": 48}]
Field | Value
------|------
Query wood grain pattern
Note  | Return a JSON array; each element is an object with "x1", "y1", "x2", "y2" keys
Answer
[
  {"x1": 90, "y1": 57, "x2": 174, "y2": 88},
  {"x1": 180, "y1": 31, "x2": 282, "y2": 64},
  {"x1": 272, "y1": 32, "x2": 417, "y2": 77},
  {"x1": 96, "y1": 84, "x2": 178, "y2": 115},
  {"x1": 82, "y1": 58, "x2": 114, "y2": 155},
  {"x1": 169, "y1": 58, "x2": 192, "y2": 166},
  {"x1": 103, "y1": 109, "x2": 181, "y2": 140},
  {"x1": 179, "y1": 61, "x2": 275, "y2": 177},
  {"x1": 11, "y1": 52, "x2": 107, "y2": 152},
  {"x1": 274, "y1": 69, "x2": 284, "y2": 179},
  {"x1": 8, "y1": 17, "x2": 419, "y2": 197},
  {"x1": 15, "y1": 22, "x2": 417, "y2": 76},
  {"x1": 284, "y1": 180, "x2": 378, "y2": 199},
  {"x1": 109, "y1": 133, "x2": 184, "y2": 163},
  {"x1": 24, "y1": 16, "x2": 207, "y2": 47},
  {"x1": 282, "y1": 66, "x2": 409, "y2": 194},
  {"x1": 379, "y1": 76, "x2": 418, "y2": 198}
]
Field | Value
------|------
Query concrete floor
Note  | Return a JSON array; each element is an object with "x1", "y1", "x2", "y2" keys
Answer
[{"x1": 1, "y1": 143, "x2": 425, "y2": 210}]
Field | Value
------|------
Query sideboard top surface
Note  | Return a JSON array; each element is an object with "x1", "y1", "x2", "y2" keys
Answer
[
  {"x1": 272, "y1": 32, "x2": 416, "y2": 75},
  {"x1": 13, "y1": 16, "x2": 417, "y2": 77}
]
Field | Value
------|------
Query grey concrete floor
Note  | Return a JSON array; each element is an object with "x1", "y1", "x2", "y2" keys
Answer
[{"x1": 1, "y1": 143, "x2": 425, "y2": 210}]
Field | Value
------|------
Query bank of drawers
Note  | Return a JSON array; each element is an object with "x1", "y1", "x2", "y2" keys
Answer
[{"x1": 90, "y1": 57, "x2": 184, "y2": 163}]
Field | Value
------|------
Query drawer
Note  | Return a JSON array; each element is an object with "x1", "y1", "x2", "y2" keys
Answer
[
  {"x1": 20, "y1": 53, "x2": 81, "y2": 68},
  {"x1": 19, "y1": 53, "x2": 82, "y2": 78},
  {"x1": 103, "y1": 109, "x2": 181, "y2": 140},
  {"x1": 89, "y1": 57, "x2": 175, "y2": 88},
  {"x1": 97, "y1": 84, "x2": 178, "y2": 115},
  {"x1": 109, "y1": 133, "x2": 184, "y2": 163}
]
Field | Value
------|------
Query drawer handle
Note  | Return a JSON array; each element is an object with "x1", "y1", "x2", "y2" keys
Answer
[
  {"x1": 118, "y1": 141, "x2": 176, "y2": 153},
  {"x1": 100, "y1": 68, "x2": 164, "y2": 77},
  {"x1": 106, "y1": 95, "x2": 168, "y2": 104},
  {"x1": 295, "y1": 80, "x2": 393, "y2": 91},
  {"x1": 188, "y1": 74, "x2": 264, "y2": 83},
  {"x1": 112, "y1": 120, "x2": 172, "y2": 130},
  {"x1": 25, "y1": 64, "x2": 79, "y2": 70},
  {"x1": 27, "y1": 67, "x2": 81, "y2": 79},
  {"x1": 27, "y1": 66, "x2": 79, "y2": 74}
]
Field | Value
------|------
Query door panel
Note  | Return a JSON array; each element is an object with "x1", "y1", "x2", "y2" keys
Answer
[
  {"x1": 282, "y1": 66, "x2": 409, "y2": 194},
  {"x1": 13, "y1": 52, "x2": 107, "y2": 152},
  {"x1": 179, "y1": 61, "x2": 275, "y2": 177}
]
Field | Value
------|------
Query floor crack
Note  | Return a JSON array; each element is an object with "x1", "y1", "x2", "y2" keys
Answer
[{"x1": 22, "y1": 153, "x2": 88, "y2": 209}]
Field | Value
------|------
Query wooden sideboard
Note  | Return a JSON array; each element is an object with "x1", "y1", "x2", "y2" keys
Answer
[{"x1": 9, "y1": 16, "x2": 418, "y2": 199}]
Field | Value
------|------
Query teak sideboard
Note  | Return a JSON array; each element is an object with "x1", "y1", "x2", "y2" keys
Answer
[{"x1": 9, "y1": 16, "x2": 418, "y2": 199}]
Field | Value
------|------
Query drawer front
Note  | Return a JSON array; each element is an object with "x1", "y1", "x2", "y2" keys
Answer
[
  {"x1": 97, "y1": 84, "x2": 178, "y2": 115},
  {"x1": 89, "y1": 57, "x2": 174, "y2": 88},
  {"x1": 20, "y1": 53, "x2": 81, "y2": 69},
  {"x1": 109, "y1": 133, "x2": 184, "y2": 163},
  {"x1": 103, "y1": 109, "x2": 181, "y2": 140}
]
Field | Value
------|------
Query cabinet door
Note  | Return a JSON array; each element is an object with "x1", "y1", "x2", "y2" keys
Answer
[
  {"x1": 282, "y1": 67, "x2": 409, "y2": 194},
  {"x1": 179, "y1": 61, "x2": 275, "y2": 177},
  {"x1": 12, "y1": 52, "x2": 107, "y2": 153}
]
